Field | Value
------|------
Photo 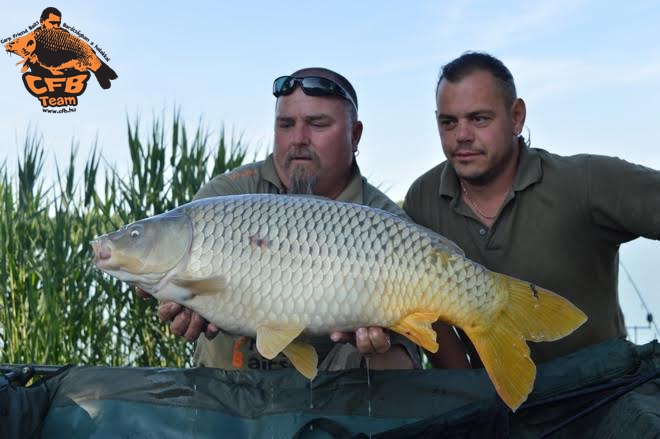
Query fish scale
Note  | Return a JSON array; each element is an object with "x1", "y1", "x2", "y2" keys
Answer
[{"x1": 93, "y1": 193, "x2": 587, "y2": 411}]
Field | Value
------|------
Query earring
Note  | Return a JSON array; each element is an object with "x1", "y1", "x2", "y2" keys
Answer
[{"x1": 354, "y1": 149, "x2": 359, "y2": 157}]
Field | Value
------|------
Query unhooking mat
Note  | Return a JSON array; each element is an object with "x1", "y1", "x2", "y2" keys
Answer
[{"x1": 1, "y1": 339, "x2": 658, "y2": 438}]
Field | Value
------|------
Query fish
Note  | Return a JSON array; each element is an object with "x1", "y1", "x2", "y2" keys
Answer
[
  {"x1": 91, "y1": 193, "x2": 587, "y2": 411},
  {"x1": 4, "y1": 27, "x2": 117, "y2": 89}
]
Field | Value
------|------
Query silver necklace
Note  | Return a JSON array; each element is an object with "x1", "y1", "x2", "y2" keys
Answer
[{"x1": 460, "y1": 181, "x2": 498, "y2": 220}]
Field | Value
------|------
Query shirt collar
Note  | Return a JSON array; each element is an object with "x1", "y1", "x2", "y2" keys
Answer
[
  {"x1": 512, "y1": 140, "x2": 543, "y2": 192},
  {"x1": 262, "y1": 153, "x2": 365, "y2": 203},
  {"x1": 261, "y1": 154, "x2": 285, "y2": 192},
  {"x1": 438, "y1": 139, "x2": 543, "y2": 199}
]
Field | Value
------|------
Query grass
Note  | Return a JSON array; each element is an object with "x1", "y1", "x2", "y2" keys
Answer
[{"x1": 0, "y1": 111, "x2": 247, "y2": 368}]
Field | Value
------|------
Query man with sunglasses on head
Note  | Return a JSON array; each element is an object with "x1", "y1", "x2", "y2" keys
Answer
[{"x1": 156, "y1": 67, "x2": 470, "y2": 372}]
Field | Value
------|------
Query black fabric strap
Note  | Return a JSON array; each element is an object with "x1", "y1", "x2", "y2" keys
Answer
[
  {"x1": 291, "y1": 417, "x2": 360, "y2": 439},
  {"x1": 539, "y1": 369, "x2": 660, "y2": 438}
]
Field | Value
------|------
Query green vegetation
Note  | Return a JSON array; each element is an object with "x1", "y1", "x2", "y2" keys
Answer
[{"x1": 0, "y1": 112, "x2": 247, "y2": 367}]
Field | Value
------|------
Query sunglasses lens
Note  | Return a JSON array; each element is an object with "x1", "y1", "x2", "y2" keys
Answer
[
  {"x1": 300, "y1": 77, "x2": 339, "y2": 96},
  {"x1": 272, "y1": 75, "x2": 356, "y2": 110},
  {"x1": 273, "y1": 76, "x2": 295, "y2": 96},
  {"x1": 302, "y1": 77, "x2": 356, "y2": 110}
]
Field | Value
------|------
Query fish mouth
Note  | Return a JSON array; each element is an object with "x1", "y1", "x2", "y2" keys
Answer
[{"x1": 91, "y1": 238, "x2": 114, "y2": 268}]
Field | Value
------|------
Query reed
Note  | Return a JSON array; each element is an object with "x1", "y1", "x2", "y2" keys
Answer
[{"x1": 0, "y1": 111, "x2": 248, "y2": 367}]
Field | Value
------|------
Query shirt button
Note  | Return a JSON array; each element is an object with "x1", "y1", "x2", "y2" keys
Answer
[{"x1": 479, "y1": 228, "x2": 486, "y2": 236}]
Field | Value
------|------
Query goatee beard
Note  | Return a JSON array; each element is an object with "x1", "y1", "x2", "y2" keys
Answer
[{"x1": 289, "y1": 165, "x2": 319, "y2": 195}]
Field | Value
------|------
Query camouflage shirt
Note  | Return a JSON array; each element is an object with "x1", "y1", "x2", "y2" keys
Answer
[{"x1": 193, "y1": 154, "x2": 421, "y2": 371}]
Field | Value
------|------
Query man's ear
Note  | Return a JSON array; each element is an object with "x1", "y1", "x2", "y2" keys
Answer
[
  {"x1": 351, "y1": 121, "x2": 363, "y2": 151},
  {"x1": 511, "y1": 98, "x2": 526, "y2": 135}
]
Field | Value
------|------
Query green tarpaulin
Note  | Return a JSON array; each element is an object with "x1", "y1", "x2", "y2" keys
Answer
[{"x1": 1, "y1": 339, "x2": 658, "y2": 438}]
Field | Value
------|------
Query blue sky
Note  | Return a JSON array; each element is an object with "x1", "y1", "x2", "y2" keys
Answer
[{"x1": 1, "y1": 1, "x2": 658, "y2": 342}]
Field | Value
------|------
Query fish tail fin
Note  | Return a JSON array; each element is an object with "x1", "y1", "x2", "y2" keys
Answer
[
  {"x1": 463, "y1": 273, "x2": 587, "y2": 411},
  {"x1": 93, "y1": 62, "x2": 118, "y2": 89}
]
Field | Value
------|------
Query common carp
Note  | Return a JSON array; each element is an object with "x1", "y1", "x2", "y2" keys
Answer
[
  {"x1": 4, "y1": 27, "x2": 117, "y2": 89},
  {"x1": 91, "y1": 194, "x2": 586, "y2": 411}
]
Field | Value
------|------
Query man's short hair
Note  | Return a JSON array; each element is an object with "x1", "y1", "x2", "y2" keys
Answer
[
  {"x1": 437, "y1": 52, "x2": 517, "y2": 108},
  {"x1": 40, "y1": 7, "x2": 62, "y2": 22},
  {"x1": 289, "y1": 67, "x2": 359, "y2": 122}
]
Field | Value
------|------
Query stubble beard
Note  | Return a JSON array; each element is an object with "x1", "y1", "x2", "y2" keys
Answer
[{"x1": 453, "y1": 141, "x2": 518, "y2": 187}]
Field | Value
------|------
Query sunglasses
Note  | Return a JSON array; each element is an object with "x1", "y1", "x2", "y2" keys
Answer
[{"x1": 272, "y1": 76, "x2": 357, "y2": 110}]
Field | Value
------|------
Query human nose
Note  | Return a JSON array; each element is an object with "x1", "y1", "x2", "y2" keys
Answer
[
  {"x1": 290, "y1": 123, "x2": 311, "y2": 146},
  {"x1": 455, "y1": 119, "x2": 474, "y2": 143}
]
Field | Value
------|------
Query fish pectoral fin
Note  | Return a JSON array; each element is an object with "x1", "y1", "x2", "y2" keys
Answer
[
  {"x1": 283, "y1": 341, "x2": 318, "y2": 380},
  {"x1": 170, "y1": 275, "x2": 227, "y2": 297},
  {"x1": 154, "y1": 282, "x2": 194, "y2": 302},
  {"x1": 390, "y1": 312, "x2": 440, "y2": 353},
  {"x1": 255, "y1": 323, "x2": 305, "y2": 360}
]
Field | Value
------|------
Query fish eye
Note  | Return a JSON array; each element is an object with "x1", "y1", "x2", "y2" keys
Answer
[{"x1": 130, "y1": 229, "x2": 140, "y2": 238}]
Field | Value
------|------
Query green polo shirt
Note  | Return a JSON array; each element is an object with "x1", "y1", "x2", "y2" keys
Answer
[
  {"x1": 403, "y1": 142, "x2": 660, "y2": 364},
  {"x1": 192, "y1": 154, "x2": 420, "y2": 371}
]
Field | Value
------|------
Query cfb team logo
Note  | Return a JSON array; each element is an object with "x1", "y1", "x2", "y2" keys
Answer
[{"x1": 3, "y1": 7, "x2": 118, "y2": 113}]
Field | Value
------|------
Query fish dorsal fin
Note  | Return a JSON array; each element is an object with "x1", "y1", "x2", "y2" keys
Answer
[
  {"x1": 255, "y1": 323, "x2": 306, "y2": 360},
  {"x1": 283, "y1": 341, "x2": 318, "y2": 380},
  {"x1": 170, "y1": 275, "x2": 227, "y2": 297},
  {"x1": 390, "y1": 312, "x2": 441, "y2": 353}
]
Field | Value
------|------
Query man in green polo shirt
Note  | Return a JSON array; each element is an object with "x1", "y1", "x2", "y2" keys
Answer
[
  {"x1": 155, "y1": 67, "x2": 469, "y2": 372},
  {"x1": 404, "y1": 52, "x2": 660, "y2": 367}
]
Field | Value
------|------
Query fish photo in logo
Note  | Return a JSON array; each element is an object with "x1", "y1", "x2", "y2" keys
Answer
[{"x1": 4, "y1": 7, "x2": 118, "y2": 112}]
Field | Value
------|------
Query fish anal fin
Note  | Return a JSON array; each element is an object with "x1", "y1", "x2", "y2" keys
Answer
[
  {"x1": 170, "y1": 275, "x2": 227, "y2": 297},
  {"x1": 390, "y1": 312, "x2": 440, "y2": 353},
  {"x1": 283, "y1": 341, "x2": 318, "y2": 380},
  {"x1": 255, "y1": 323, "x2": 305, "y2": 360}
]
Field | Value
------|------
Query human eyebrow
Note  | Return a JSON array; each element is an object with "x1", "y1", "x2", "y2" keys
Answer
[
  {"x1": 467, "y1": 110, "x2": 495, "y2": 119},
  {"x1": 306, "y1": 115, "x2": 334, "y2": 125},
  {"x1": 275, "y1": 116, "x2": 295, "y2": 127},
  {"x1": 436, "y1": 113, "x2": 458, "y2": 126}
]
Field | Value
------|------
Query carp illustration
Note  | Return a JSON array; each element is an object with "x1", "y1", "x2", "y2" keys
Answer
[{"x1": 4, "y1": 27, "x2": 118, "y2": 89}]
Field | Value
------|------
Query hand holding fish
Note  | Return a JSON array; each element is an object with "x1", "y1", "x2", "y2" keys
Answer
[
  {"x1": 331, "y1": 327, "x2": 392, "y2": 354},
  {"x1": 331, "y1": 327, "x2": 416, "y2": 370},
  {"x1": 135, "y1": 288, "x2": 220, "y2": 341},
  {"x1": 159, "y1": 303, "x2": 221, "y2": 341}
]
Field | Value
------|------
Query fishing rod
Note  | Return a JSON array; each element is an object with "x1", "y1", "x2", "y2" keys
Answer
[{"x1": 620, "y1": 261, "x2": 660, "y2": 340}]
